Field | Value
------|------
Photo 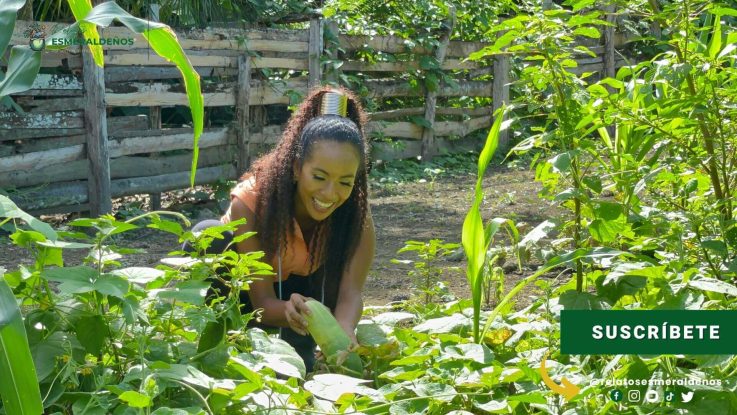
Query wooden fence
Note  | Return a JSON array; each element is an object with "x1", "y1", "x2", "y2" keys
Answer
[{"x1": 0, "y1": 17, "x2": 629, "y2": 215}]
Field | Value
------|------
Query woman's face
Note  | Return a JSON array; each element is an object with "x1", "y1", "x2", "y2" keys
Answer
[{"x1": 294, "y1": 140, "x2": 360, "y2": 225}]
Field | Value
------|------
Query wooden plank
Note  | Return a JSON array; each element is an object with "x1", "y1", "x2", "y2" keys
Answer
[
  {"x1": 12, "y1": 21, "x2": 310, "y2": 46},
  {"x1": 0, "y1": 159, "x2": 87, "y2": 188},
  {"x1": 0, "y1": 146, "x2": 233, "y2": 188},
  {"x1": 434, "y1": 115, "x2": 492, "y2": 137},
  {"x1": 340, "y1": 59, "x2": 480, "y2": 72},
  {"x1": 371, "y1": 136, "x2": 478, "y2": 162},
  {"x1": 14, "y1": 134, "x2": 86, "y2": 154},
  {"x1": 110, "y1": 147, "x2": 234, "y2": 179},
  {"x1": 105, "y1": 66, "x2": 237, "y2": 83},
  {"x1": 26, "y1": 97, "x2": 85, "y2": 112},
  {"x1": 105, "y1": 78, "x2": 308, "y2": 107},
  {"x1": 237, "y1": 55, "x2": 252, "y2": 173},
  {"x1": 104, "y1": 53, "x2": 307, "y2": 70},
  {"x1": 111, "y1": 165, "x2": 237, "y2": 197},
  {"x1": 1, "y1": 128, "x2": 86, "y2": 141},
  {"x1": 0, "y1": 111, "x2": 84, "y2": 130},
  {"x1": 369, "y1": 106, "x2": 492, "y2": 120},
  {"x1": 10, "y1": 164, "x2": 236, "y2": 212},
  {"x1": 8, "y1": 74, "x2": 83, "y2": 96},
  {"x1": 366, "y1": 79, "x2": 493, "y2": 98},
  {"x1": 421, "y1": 7, "x2": 456, "y2": 161},
  {"x1": 83, "y1": 47, "x2": 112, "y2": 216},
  {"x1": 338, "y1": 35, "x2": 489, "y2": 58},
  {"x1": 9, "y1": 181, "x2": 89, "y2": 211},
  {"x1": 108, "y1": 127, "x2": 231, "y2": 158},
  {"x1": 367, "y1": 121, "x2": 423, "y2": 140},
  {"x1": 0, "y1": 144, "x2": 85, "y2": 174},
  {"x1": 308, "y1": 17, "x2": 323, "y2": 89}
]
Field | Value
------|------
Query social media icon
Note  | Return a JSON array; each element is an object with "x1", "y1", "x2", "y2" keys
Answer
[
  {"x1": 664, "y1": 390, "x2": 676, "y2": 402},
  {"x1": 628, "y1": 389, "x2": 641, "y2": 402},
  {"x1": 609, "y1": 389, "x2": 623, "y2": 402},
  {"x1": 645, "y1": 390, "x2": 659, "y2": 403},
  {"x1": 681, "y1": 390, "x2": 694, "y2": 403}
]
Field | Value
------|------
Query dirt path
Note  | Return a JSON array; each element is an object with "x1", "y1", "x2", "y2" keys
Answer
[{"x1": 0, "y1": 166, "x2": 556, "y2": 307}]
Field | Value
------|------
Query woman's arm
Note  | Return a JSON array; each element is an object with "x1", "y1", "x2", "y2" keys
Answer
[
  {"x1": 229, "y1": 198, "x2": 298, "y2": 330},
  {"x1": 333, "y1": 212, "x2": 376, "y2": 342}
]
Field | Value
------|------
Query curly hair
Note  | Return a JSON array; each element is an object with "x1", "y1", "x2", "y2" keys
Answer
[{"x1": 243, "y1": 86, "x2": 369, "y2": 308}]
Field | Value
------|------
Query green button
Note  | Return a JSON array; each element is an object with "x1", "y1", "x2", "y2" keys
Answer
[{"x1": 561, "y1": 310, "x2": 737, "y2": 355}]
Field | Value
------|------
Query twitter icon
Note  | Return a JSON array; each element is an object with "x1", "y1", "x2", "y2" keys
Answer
[{"x1": 681, "y1": 391, "x2": 694, "y2": 403}]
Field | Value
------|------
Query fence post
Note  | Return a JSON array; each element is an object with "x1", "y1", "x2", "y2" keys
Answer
[
  {"x1": 420, "y1": 6, "x2": 456, "y2": 161},
  {"x1": 308, "y1": 17, "x2": 323, "y2": 89},
  {"x1": 492, "y1": 28, "x2": 510, "y2": 151},
  {"x1": 237, "y1": 55, "x2": 252, "y2": 175},
  {"x1": 83, "y1": 48, "x2": 112, "y2": 216}
]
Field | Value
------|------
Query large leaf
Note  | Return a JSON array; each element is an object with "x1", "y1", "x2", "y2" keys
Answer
[
  {"x1": 0, "y1": 195, "x2": 57, "y2": 240},
  {"x1": 0, "y1": 0, "x2": 26, "y2": 55},
  {"x1": 0, "y1": 46, "x2": 42, "y2": 98},
  {"x1": 0, "y1": 277, "x2": 44, "y2": 415}
]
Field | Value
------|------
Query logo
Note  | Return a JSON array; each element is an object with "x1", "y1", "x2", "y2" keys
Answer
[
  {"x1": 627, "y1": 389, "x2": 641, "y2": 402},
  {"x1": 23, "y1": 22, "x2": 47, "y2": 52},
  {"x1": 681, "y1": 390, "x2": 694, "y2": 403},
  {"x1": 645, "y1": 390, "x2": 659, "y2": 403},
  {"x1": 609, "y1": 389, "x2": 623, "y2": 402},
  {"x1": 664, "y1": 390, "x2": 676, "y2": 402}
]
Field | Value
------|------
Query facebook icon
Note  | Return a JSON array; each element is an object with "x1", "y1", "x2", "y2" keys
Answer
[{"x1": 610, "y1": 389, "x2": 624, "y2": 402}]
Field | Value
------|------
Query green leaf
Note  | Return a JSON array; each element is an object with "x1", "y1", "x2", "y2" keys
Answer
[
  {"x1": 157, "y1": 280, "x2": 210, "y2": 305},
  {"x1": 119, "y1": 390, "x2": 152, "y2": 408},
  {"x1": 41, "y1": 266, "x2": 97, "y2": 294},
  {"x1": 0, "y1": 278, "x2": 44, "y2": 415},
  {"x1": 67, "y1": 0, "x2": 104, "y2": 66},
  {"x1": 589, "y1": 217, "x2": 625, "y2": 243},
  {"x1": 689, "y1": 278, "x2": 737, "y2": 297},
  {"x1": 74, "y1": 314, "x2": 108, "y2": 355},
  {"x1": 94, "y1": 274, "x2": 130, "y2": 298},
  {"x1": 197, "y1": 319, "x2": 225, "y2": 353},
  {"x1": 0, "y1": 195, "x2": 57, "y2": 240},
  {"x1": 0, "y1": 0, "x2": 25, "y2": 56},
  {"x1": 573, "y1": 27, "x2": 600, "y2": 39},
  {"x1": 304, "y1": 374, "x2": 379, "y2": 402},
  {"x1": 0, "y1": 46, "x2": 42, "y2": 98},
  {"x1": 559, "y1": 290, "x2": 611, "y2": 310}
]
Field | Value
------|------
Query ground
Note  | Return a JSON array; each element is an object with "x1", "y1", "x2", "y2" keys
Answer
[{"x1": 0, "y1": 164, "x2": 557, "y2": 307}]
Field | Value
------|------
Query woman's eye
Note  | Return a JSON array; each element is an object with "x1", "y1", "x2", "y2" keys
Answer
[
  {"x1": 313, "y1": 175, "x2": 325, "y2": 181},
  {"x1": 341, "y1": 182, "x2": 353, "y2": 187}
]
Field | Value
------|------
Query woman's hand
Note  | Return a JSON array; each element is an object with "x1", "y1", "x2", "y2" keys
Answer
[{"x1": 284, "y1": 293, "x2": 312, "y2": 335}]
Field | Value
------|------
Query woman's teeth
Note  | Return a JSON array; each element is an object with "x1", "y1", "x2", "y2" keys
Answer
[{"x1": 313, "y1": 198, "x2": 334, "y2": 210}]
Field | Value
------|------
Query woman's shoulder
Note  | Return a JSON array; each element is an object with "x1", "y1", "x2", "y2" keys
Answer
[{"x1": 222, "y1": 175, "x2": 258, "y2": 225}]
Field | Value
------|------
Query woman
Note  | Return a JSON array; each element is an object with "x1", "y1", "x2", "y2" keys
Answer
[{"x1": 190, "y1": 86, "x2": 374, "y2": 371}]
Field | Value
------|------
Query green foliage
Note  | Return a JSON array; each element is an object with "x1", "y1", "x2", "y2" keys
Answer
[{"x1": 0, "y1": 274, "x2": 44, "y2": 415}]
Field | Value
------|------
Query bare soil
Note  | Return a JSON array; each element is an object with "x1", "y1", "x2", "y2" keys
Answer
[{"x1": 0, "y1": 165, "x2": 558, "y2": 307}]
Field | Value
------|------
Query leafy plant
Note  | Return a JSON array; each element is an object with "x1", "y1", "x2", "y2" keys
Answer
[{"x1": 393, "y1": 239, "x2": 460, "y2": 305}]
